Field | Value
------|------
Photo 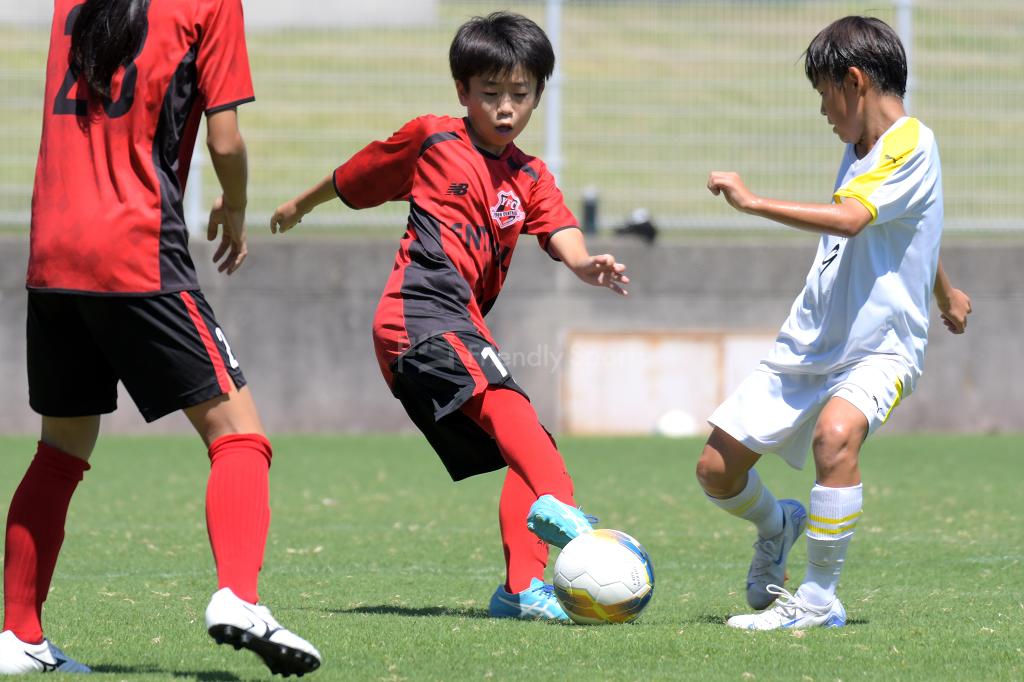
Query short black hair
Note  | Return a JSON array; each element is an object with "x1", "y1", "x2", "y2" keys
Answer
[
  {"x1": 804, "y1": 16, "x2": 907, "y2": 98},
  {"x1": 449, "y1": 12, "x2": 554, "y2": 92}
]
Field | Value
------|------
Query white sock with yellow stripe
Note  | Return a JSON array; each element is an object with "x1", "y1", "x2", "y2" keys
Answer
[
  {"x1": 705, "y1": 467, "x2": 783, "y2": 538},
  {"x1": 798, "y1": 483, "x2": 863, "y2": 607}
]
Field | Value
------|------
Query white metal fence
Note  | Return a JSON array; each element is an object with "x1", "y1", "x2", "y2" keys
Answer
[{"x1": 2, "y1": 1, "x2": 1022, "y2": 234}]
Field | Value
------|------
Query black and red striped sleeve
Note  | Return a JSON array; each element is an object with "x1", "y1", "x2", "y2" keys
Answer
[
  {"x1": 332, "y1": 117, "x2": 429, "y2": 209},
  {"x1": 196, "y1": 0, "x2": 254, "y2": 114}
]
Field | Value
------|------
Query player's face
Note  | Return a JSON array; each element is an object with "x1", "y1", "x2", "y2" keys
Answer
[
  {"x1": 815, "y1": 75, "x2": 862, "y2": 145},
  {"x1": 457, "y1": 66, "x2": 540, "y2": 156}
]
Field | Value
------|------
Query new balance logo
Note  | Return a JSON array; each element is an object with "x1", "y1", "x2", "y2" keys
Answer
[{"x1": 446, "y1": 183, "x2": 469, "y2": 196}]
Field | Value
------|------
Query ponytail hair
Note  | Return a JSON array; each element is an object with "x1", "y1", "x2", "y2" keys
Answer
[{"x1": 69, "y1": 0, "x2": 150, "y2": 98}]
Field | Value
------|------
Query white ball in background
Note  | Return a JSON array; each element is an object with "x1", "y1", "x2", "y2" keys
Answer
[{"x1": 653, "y1": 409, "x2": 699, "y2": 438}]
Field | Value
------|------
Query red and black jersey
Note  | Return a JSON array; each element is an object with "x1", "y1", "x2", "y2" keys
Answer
[
  {"x1": 27, "y1": 0, "x2": 254, "y2": 294},
  {"x1": 333, "y1": 115, "x2": 578, "y2": 373}
]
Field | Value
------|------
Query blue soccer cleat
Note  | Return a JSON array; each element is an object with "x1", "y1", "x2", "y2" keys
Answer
[
  {"x1": 488, "y1": 578, "x2": 569, "y2": 621},
  {"x1": 746, "y1": 498, "x2": 807, "y2": 609},
  {"x1": 526, "y1": 494, "x2": 596, "y2": 549}
]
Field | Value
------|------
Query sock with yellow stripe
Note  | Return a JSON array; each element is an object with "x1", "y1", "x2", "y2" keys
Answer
[
  {"x1": 798, "y1": 483, "x2": 862, "y2": 607},
  {"x1": 705, "y1": 467, "x2": 782, "y2": 538}
]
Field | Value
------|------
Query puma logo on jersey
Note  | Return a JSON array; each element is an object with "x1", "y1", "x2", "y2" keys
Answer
[
  {"x1": 820, "y1": 243, "x2": 841, "y2": 274},
  {"x1": 446, "y1": 183, "x2": 469, "y2": 196}
]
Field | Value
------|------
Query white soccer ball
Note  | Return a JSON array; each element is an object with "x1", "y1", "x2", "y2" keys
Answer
[{"x1": 552, "y1": 529, "x2": 654, "y2": 624}]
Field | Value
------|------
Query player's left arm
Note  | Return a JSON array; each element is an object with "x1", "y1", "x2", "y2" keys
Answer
[
  {"x1": 707, "y1": 171, "x2": 872, "y2": 238},
  {"x1": 547, "y1": 227, "x2": 629, "y2": 296},
  {"x1": 933, "y1": 257, "x2": 972, "y2": 334}
]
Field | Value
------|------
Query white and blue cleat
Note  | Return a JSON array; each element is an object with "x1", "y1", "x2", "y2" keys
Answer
[
  {"x1": 526, "y1": 494, "x2": 596, "y2": 549},
  {"x1": 746, "y1": 498, "x2": 807, "y2": 610},
  {"x1": 727, "y1": 584, "x2": 846, "y2": 630},
  {"x1": 488, "y1": 578, "x2": 569, "y2": 621},
  {"x1": 0, "y1": 629, "x2": 92, "y2": 674}
]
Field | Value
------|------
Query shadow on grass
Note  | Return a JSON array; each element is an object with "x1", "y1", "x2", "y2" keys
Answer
[
  {"x1": 334, "y1": 604, "x2": 492, "y2": 619},
  {"x1": 91, "y1": 665, "x2": 244, "y2": 681}
]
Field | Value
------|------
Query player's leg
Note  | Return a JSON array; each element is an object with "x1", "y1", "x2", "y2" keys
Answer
[
  {"x1": 487, "y1": 467, "x2": 568, "y2": 620},
  {"x1": 728, "y1": 362, "x2": 902, "y2": 630},
  {"x1": 460, "y1": 387, "x2": 593, "y2": 548},
  {"x1": 89, "y1": 291, "x2": 319, "y2": 676},
  {"x1": 2, "y1": 294, "x2": 108, "y2": 673},
  {"x1": 696, "y1": 427, "x2": 806, "y2": 610},
  {"x1": 700, "y1": 367, "x2": 817, "y2": 611},
  {"x1": 798, "y1": 395, "x2": 868, "y2": 608}
]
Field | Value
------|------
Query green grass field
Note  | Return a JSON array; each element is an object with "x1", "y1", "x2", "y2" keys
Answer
[{"x1": 1, "y1": 434, "x2": 1021, "y2": 681}]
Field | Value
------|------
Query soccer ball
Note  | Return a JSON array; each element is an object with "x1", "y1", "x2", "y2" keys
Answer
[{"x1": 552, "y1": 529, "x2": 654, "y2": 624}]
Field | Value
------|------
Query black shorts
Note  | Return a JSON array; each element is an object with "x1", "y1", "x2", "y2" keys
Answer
[
  {"x1": 390, "y1": 331, "x2": 529, "y2": 481},
  {"x1": 27, "y1": 289, "x2": 246, "y2": 422}
]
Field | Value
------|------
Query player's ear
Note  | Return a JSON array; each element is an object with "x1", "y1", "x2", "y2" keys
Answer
[
  {"x1": 455, "y1": 79, "x2": 471, "y2": 106},
  {"x1": 846, "y1": 66, "x2": 869, "y2": 94}
]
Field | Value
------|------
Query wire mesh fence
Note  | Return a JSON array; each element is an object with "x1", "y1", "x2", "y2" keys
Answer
[{"x1": 1, "y1": 0, "x2": 1021, "y2": 234}]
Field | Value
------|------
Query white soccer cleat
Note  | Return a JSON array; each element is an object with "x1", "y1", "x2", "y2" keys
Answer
[
  {"x1": 727, "y1": 584, "x2": 847, "y2": 630},
  {"x1": 746, "y1": 498, "x2": 807, "y2": 609},
  {"x1": 0, "y1": 629, "x2": 91, "y2": 674},
  {"x1": 205, "y1": 588, "x2": 322, "y2": 677}
]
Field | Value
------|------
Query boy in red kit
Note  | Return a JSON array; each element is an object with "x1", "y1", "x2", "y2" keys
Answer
[
  {"x1": 0, "y1": 0, "x2": 319, "y2": 675},
  {"x1": 272, "y1": 12, "x2": 628, "y2": 620}
]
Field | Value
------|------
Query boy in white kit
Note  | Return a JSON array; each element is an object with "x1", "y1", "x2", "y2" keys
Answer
[{"x1": 701, "y1": 16, "x2": 973, "y2": 629}]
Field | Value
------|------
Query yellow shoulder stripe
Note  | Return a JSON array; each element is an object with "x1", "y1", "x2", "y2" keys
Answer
[{"x1": 833, "y1": 118, "x2": 921, "y2": 223}]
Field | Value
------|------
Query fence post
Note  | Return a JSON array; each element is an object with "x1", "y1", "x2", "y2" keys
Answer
[
  {"x1": 545, "y1": 0, "x2": 564, "y2": 181},
  {"x1": 895, "y1": 0, "x2": 914, "y2": 112}
]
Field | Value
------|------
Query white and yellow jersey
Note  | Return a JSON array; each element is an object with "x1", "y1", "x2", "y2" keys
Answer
[{"x1": 764, "y1": 116, "x2": 943, "y2": 390}]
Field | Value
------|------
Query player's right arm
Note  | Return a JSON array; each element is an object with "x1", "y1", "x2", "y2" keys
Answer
[
  {"x1": 271, "y1": 175, "x2": 337, "y2": 234},
  {"x1": 206, "y1": 108, "x2": 249, "y2": 274},
  {"x1": 272, "y1": 116, "x2": 430, "y2": 234},
  {"x1": 707, "y1": 171, "x2": 872, "y2": 237}
]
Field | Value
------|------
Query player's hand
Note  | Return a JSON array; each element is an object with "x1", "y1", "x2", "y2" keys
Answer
[
  {"x1": 708, "y1": 171, "x2": 757, "y2": 213},
  {"x1": 207, "y1": 194, "x2": 247, "y2": 275},
  {"x1": 937, "y1": 287, "x2": 972, "y2": 334},
  {"x1": 573, "y1": 254, "x2": 629, "y2": 296},
  {"x1": 271, "y1": 200, "x2": 304, "y2": 234}
]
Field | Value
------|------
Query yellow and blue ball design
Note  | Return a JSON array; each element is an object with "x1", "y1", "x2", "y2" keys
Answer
[{"x1": 552, "y1": 529, "x2": 654, "y2": 624}]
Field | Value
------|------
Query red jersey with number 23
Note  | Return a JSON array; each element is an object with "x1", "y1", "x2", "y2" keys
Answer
[
  {"x1": 333, "y1": 115, "x2": 579, "y2": 374},
  {"x1": 28, "y1": 0, "x2": 254, "y2": 294}
]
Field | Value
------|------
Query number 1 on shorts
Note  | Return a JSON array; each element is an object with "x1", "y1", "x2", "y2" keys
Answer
[{"x1": 481, "y1": 346, "x2": 508, "y2": 378}]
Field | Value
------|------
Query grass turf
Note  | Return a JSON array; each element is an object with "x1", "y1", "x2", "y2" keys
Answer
[{"x1": 0, "y1": 433, "x2": 1022, "y2": 681}]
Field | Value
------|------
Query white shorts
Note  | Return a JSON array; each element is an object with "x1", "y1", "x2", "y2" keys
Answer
[{"x1": 708, "y1": 356, "x2": 912, "y2": 470}]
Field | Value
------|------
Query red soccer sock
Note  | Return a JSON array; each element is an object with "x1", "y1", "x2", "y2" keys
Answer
[
  {"x1": 205, "y1": 434, "x2": 272, "y2": 605},
  {"x1": 3, "y1": 442, "x2": 90, "y2": 643},
  {"x1": 499, "y1": 467, "x2": 549, "y2": 593},
  {"x1": 461, "y1": 388, "x2": 575, "y2": 505}
]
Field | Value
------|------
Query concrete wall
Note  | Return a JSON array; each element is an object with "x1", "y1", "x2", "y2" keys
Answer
[{"x1": 0, "y1": 235, "x2": 1020, "y2": 435}]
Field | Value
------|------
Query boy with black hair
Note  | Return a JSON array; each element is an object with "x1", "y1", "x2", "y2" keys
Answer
[
  {"x1": 272, "y1": 12, "x2": 627, "y2": 621},
  {"x1": 702, "y1": 16, "x2": 972, "y2": 630}
]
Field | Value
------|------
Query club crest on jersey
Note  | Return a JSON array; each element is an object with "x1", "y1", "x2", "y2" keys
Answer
[{"x1": 490, "y1": 191, "x2": 525, "y2": 230}]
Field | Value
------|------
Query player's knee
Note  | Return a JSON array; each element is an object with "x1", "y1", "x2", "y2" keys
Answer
[
  {"x1": 695, "y1": 448, "x2": 734, "y2": 497},
  {"x1": 812, "y1": 418, "x2": 862, "y2": 474}
]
